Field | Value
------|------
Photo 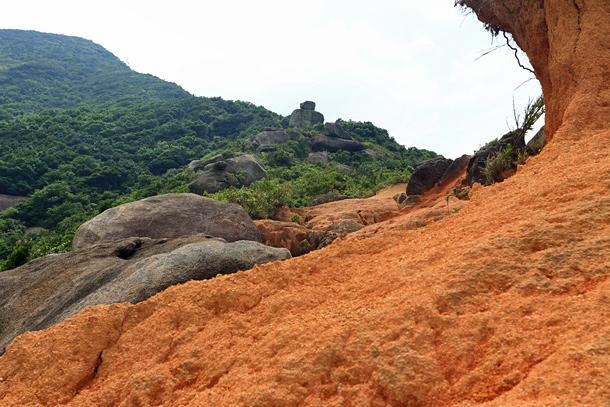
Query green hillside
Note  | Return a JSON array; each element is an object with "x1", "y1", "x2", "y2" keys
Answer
[
  {"x1": 0, "y1": 30, "x2": 438, "y2": 270},
  {"x1": 0, "y1": 30, "x2": 190, "y2": 116}
]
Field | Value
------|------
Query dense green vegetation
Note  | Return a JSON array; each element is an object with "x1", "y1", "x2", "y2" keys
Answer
[{"x1": 0, "y1": 29, "x2": 438, "y2": 270}]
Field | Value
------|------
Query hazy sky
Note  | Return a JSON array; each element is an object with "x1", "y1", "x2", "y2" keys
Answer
[{"x1": 1, "y1": 0, "x2": 543, "y2": 158}]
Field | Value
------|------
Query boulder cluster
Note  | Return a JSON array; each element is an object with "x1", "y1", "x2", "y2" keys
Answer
[{"x1": 186, "y1": 101, "x2": 366, "y2": 196}]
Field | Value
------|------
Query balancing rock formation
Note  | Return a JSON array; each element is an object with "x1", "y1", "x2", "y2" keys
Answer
[
  {"x1": 1, "y1": 1, "x2": 610, "y2": 406},
  {"x1": 288, "y1": 100, "x2": 324, "y2": 128}
]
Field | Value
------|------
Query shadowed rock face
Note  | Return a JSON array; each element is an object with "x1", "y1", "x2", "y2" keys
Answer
[
  {"x1": 0, "y1": 235, "x2": 291, "y2": 355},
  {"x1": 73, "y1": 193, "x2": 262, "y2": 249},
  {"x1": 406, "y1": 157, "x2": 453, "y2": 196}
]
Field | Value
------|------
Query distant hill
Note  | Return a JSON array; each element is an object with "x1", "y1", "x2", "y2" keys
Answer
[{"x1": 0, "y1": 29, "x2": 191, "y2": 116}]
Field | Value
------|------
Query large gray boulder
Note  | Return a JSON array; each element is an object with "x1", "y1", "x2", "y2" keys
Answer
[
  {"x1": 324, "y1": 122, "x2": 352, "y2": 140},
  {"x1": 289, "y1": 101, "x2": 324, "y2": 128},
  {"x1": 0, "y1": 234, "x2": 291, "y2": 355},
  {"x1": 224, "y1": 154, "x2": 267, "y2": 186},
  {"x1": 73, "y1": 193, "x2": 262, "y2": 250},
  {"x1": 188, "y1": 154, "x2": 268, "y2": 194},
  {"x1": 243, "y1": 128, "x2": 291, "y2": 153},
  {"x1": 312, "y1": 135, "x2": 364, "y2": 153},
  {"x1": 406, "y1": 157, "x2": 453, "y2": 196}
]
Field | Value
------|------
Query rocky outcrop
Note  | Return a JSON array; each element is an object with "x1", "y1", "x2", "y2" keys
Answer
[
  {"x1": 324, "y1": 122, "x2": 351, "y2": 139},
  {"x1": 311, "y1": 121, "x2": 364, "y2": 152},
  {"x1": 254, "y1": 220, "x2": 308, "y2": 257},
  {"x1": 0, "y1": 234, "x2": 290, "y2": 355},
  {"x1": 73, "y1": 193, "x2": 262, "y2": 249},
  {"x1": 406, "y1": 157, "x2": 453, "y2": 196},
  {"x1": 187, "y1": 161, "x2": 241, "y2": 192},
  {"x1": 188, "y1": 154, "x2": 267, "y2": 194},
  {"x1": 243, "y1": 128, "x2": 291, "y2": 153},
  {"x1": 288, "y1": 101, "x2": 324, "y2": 128},
  {"x1": 438, "y1": 154, "x2": 471, "y2": 185},
  {"x1": 306, "y1": 152, "x2": 330, "y2": 164},
  {"x1": 311, "y1": 135, "x2": 364, "y2": 153}
]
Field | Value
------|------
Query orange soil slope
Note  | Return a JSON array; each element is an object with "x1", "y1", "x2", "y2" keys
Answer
[{"x1": 1, "y1": 1, "x2": 609, "y2": 406}]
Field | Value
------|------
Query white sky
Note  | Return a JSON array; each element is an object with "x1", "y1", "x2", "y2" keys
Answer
[{"x1": 0, "y1": 0, "x2": 543, "y2": 159}]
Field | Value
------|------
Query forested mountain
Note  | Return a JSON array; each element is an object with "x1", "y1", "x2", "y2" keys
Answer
[
  {"x1": 0, "y1": 30, "x2": 190, "y2": 116},
  {"x1": 0, "y1": 29, "x2": 437, "y2": 269}
]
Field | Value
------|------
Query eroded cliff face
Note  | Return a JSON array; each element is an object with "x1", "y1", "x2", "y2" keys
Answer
[
  {"x1": 458, "y1": 0, "x2": 610, "y2": 141},
  {"x1": 0, "y1": 1, "x2": 609, "y2": 406}
]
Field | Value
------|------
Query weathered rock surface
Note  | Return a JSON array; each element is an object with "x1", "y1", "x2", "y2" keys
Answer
[
  {"x1": 254, "y1": 220, "x2": 308, "y2": 257},
  {"x1": 324, "y1": 122, "x2": 351, "y2": 139},
  {"x1": 243, "y1": 128, "x2": 291, "y2": 153},
  {"x1": 406, "y1": 156, "x2": 453, "y2": 196},
  {"x1": 306, "y1": 151, "x2": 330, "y2": 164},
  {"x1": 438, "y1": 154, "x2": 471, "y2": 185},
  {"x1": 2, "y1": 1, "x2": 610, "y2": 406},
  {"x1": 188, "y1": 154, "x2": 268, "y2": 194},
  {"x1": 311, "y1": 135, "x2": 364, "y2": 153},
  {"x1": 0, "y1": 234, "x2": 290, "y2": 355},
  {"x1": 73, "y1": 193, "x2": 262, "y2": 249},
  {"x1": 288, "y1": 101, "x2": 324, "y2": 128}
]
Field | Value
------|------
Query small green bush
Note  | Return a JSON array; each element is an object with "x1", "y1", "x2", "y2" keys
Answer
[
  {"x1": 0, "y1": 239, "x2": 32, "y2": 271},
  {"x1": 482, "y1": 144, "x2": 514, "y2": 185},
  {"x1": 211, "y1": 179, "x2": 293, "y2": 220}
]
